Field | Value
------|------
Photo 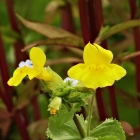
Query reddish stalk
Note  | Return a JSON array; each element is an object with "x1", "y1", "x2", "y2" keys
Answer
[
  {"x1": 88, "y1": 0, "x2": 119, "y2": 120},
  {"x1": 31, "y1": 96, "x2": 40, "y2": 121},
  {"x1": 0, "y1": 88, "x2": 13, "y2": 112},
  {"x1": 87, "y1": 0, "x2": 98, "y2": 42},
  {"x1": 78, "y1": 0, "x2": 90, "y2": 44},
  {"x1": 129, "y1": 0, "x2": 140, "y2": 97},
  {"x1": 5, "y1": 0, "x2": 28, "y2": 66},
  {"x1": 14, "y1": 111, "x2": 30, "y2": 140},
  {"x1": 129, "y1": 0, "x2": 140, "y2": 122},
  {"x1": 108, "y1": 86, "x2": 119, "y2": 119},
  {"x1": 22, "y1": 107, "x2": 29, "y2": 127},
  {"x1": 95, "y1": 88, "x2": 108, "y2": 120},
  {"x1": 0, "y1": 29, "x2": 30, "y2": 140},
  {"x1": 61, "y1": 2, "x2": 75, "y2": 34},
  {"x1": 87, "y1": 0, "x2": 109, "y2": 120},
  {"x1": 0, "y1": 30, "x2": 12, "y2": 98}
]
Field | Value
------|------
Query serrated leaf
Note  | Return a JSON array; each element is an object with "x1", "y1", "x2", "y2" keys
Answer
[
  {"x1": 46, "y1": 108, "x2": 87, "y2": 140},
  {"x1": 98, "y1": 135, "x2": 118, "y2": 140},
  {"x1": 47, "y1": 119, "x2": 81, "y2": 140},
  {"x1": 90, "y1": 118, "x2": 126, "y2": 140}
]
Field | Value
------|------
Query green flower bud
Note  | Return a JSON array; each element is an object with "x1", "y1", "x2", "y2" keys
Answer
[
  {"x1": 68, "y1": 91, "x2": 81, "y2": 99},
  {"x1": 48, "y1": 97, "x2": 62, "y2": 115}
]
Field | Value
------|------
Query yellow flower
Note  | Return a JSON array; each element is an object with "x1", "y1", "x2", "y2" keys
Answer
[
  {"x1": 68, "y1": 43, "x2": 126, "y2": 89},
  {"x1": 8, "y1": 47, "x2": 51, "y2": 86}
]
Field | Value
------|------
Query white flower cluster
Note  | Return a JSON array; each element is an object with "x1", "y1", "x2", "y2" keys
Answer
[
  {"x1": 18, "y1": 59, "x2": 33, "y2": 68},
  {"x1": 63, "y1": 77, "x2": 79, "y2": 87}
]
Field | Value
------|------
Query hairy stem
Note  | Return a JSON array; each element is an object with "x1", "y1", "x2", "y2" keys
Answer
[
  {"x1": 87, "y1": 90, "x2": 95, "y2": 136},
  {"x1": 73, "y1": 114, "x2": 85, "y2": 138},
  {"x1": 65, "y1": 103, "x2": 86, "y2": 138}
]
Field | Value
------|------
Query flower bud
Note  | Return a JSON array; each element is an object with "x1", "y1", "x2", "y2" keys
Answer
[{"x1": 48, "y1": 97, "x2": 62, "y2": 115}]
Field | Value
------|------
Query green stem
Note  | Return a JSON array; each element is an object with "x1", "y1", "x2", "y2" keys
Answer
[
  {"x1": 87, "y1": 90, "x2": 95, "y2": 136},
  {"x1": 73, "y1": 114, "x2": 85, "y2": 138},
  {"x1": 65, "y1": 102, "x2": 86, "y2": 138}
]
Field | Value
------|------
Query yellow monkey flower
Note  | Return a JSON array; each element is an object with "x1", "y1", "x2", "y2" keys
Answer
[
  {"x1": 68, "y1": 43, "x2": 126, "y2": 89},
  {"x1": 8, "y1": 47, "x2": 51, "y2": 86}
]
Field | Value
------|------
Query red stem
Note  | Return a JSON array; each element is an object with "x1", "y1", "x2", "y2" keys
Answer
[
  {"x1": 0, "y1": 29, "x2": 13, "y2": 98},
  {"x1": 0, "y1": 88, "x2": 13, "y2": 112},
  {"x1": 129, "y1": 0, "x2": 140, "y2": 96},
  {"x1": 87, "y1": 0, "x2": 109, "y2": 120},
  {"x1": 88, "y1": 0, "x2": 119, "y2": 120},
  {"x1": 108, "y1": 86, "x2": 119, "y2": 120},
  {"x1": 5, "y1": 0, "x2": 28, "y2": 66},
  {"x1": 22, "y1": 107, "x2": 29, "y2": 127},
  {"x1": 78, "y1": 0, "x2": 90, "y2": 44},
  {"x1": 31, "y1": 97, "x2": 40, "y2": 121},
  {"x1": 61, "y1": 2, "x2": 75, "y2": 34},
  {"x1": 129, "y1": 0, "x2": 140, "y2": 122},
  {"x1": 14, "y1": 111, "x2": 30, "y2": 140},
  {"x1": 96, "y1": 88, "x2": 108, "y2": 120},
  {"x1": 0, "y1": 89, "x2": 30, "y2": 140},
  {"x1": 87, "y1": 0, "x2": 98, "y2": 43}
]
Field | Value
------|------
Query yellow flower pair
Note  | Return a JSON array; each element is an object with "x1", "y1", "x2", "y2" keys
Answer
[
  {"x1": 8, "y1": 47, "x2": 51, "y2": 86},
  {"x1": 8, "y1": 43, "x2": 126, "y2": 89}
]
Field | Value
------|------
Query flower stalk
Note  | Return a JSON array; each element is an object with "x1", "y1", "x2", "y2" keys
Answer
[
  {"x1": 87, "y1": 90, "x2": 95, "y2": 136},
  {"x1": 73, "y1": 114, "x2": 85, "y2": 138},
  {"x1": 65, "y1": 102, "x2": 86, "y2": 138}
]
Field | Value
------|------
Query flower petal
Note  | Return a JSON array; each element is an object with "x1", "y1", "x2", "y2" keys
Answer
[
  {"x1": 78, "y1": 64, "x2": 126, "y2": 89},
  {"x1": 30, "y1": 47, "x2": 46, "y2": 68},
  {"x1": 84, "y1": 43, "x2": 113, "y2": 65},
  {"x1": 27, "y1": 68, "x2": 39, "y2": 80},
  {"x1": 7, "y1": 68, "x2": 27, "y2": 86},
  {"x1": 36, "y1": 68, "x2": 51, "y2": 81},
  {"x1": 80, "y1": 65, "x2": 116, "y2": 89},
  {"x1": 109, "y1": 64, "x2": 126, "y2": 80},
  {"x1": 67, "y1": 63, "x2": 87, "y2": 80}
]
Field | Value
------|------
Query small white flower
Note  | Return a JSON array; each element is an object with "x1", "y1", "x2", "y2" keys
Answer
[
  {"x1": 18, "y1": 59, "x2": 33, "y2": 68},
  {"x1": 64, "y1": 77, "x2": 79, "y2": 87}
]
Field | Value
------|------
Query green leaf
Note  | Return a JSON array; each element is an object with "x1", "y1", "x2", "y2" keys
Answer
[
  {"x1": 97, "y1": 19, "x2": 140, "y2": 43},
  {"x1": 45, "y1": 0, "x2": 65, "y2": 24},
  {"x1": 16, "y1": 14, "x2": 82, "y2": 41},
  {"x1": 22, "y1": 37, "x2": 84, "y2": 52},
  {"x1": 90, "y1": 118, "x2": 126, "y2": 140},
  {"x1": 1, "y1": 26, "x2": 19, "y2": 43},
  {"x1": 46, "y1": 106, "x2": 87, "y2": 140},
  {"x1": 83, "y1": 135, "x2": 118, "y2": 140},
  {"x1": 97, "y1": 135, "x2": 118, "y2": 140}
]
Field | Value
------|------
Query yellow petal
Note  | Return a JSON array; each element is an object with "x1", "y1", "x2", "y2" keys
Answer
[
  {"x1": 83, "y1": 43, "x2": 113, "y2": 65},
  {"x1": 7, "y1": 68, "x2": 27, "y2": 86},
  {"x1": 77, "y1": 64, "x2": 126, "y2": 89},
  {"x1": 36, "y1": 68, "x2": 51, "y2": 81},
  {"x1": 27, "y1": 68, "x2": 39, "y2": 80},
  {"x1": 30, "y1": 47, "x2": 46, "y2": 69},
  {"x1": 109, "y1": 64, "x2": 126, "y2": 80},
  {"x1": 80, "y1": 65, "x2": 116, "y2": 89},
  {"x1": 67, "y1": 63, "x2": 87, "y2": 80}
]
